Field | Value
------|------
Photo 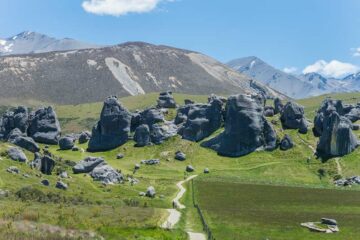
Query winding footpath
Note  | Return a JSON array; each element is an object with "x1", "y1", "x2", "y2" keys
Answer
[{"x1": 161, "y1": 175, "x2": 206, "y2": 240}]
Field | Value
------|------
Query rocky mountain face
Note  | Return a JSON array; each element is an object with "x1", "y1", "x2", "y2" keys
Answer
[
  {"x1": 0, "y1": 31, "x2": 100, "y2": 56},
  {"x1": 228, "y1": 56, "x2": 359, "y2": 99},
  {"x1": 0, "y1": 42, "x2": 282, "y2": 104}
]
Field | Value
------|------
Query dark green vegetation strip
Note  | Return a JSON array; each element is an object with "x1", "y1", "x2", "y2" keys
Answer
[{"x1": 195, "y1": 180, "x2": 360, "y2": 240}]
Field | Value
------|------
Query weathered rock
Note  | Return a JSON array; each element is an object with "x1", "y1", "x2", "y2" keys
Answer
[
  {"x1": 29, "y1": 152, "x2": 42, "y2": 169},
  {"x1": 186, "y1": 165, "x2": 194, "y2": 172},
  {"x1": 131, "y1": 108, "x2": 164, "y2": 132},
  {"x1": 175, "y1": 151, "x2": 186, "y2": 161},
  {"x1": 28, "y1": 106, "x2": 61, "y2": 144},
  {"x1": 264, "y1": 106, "x2": 275, "y2": 117},
  {"x1": 134, "y1": 164, "x2": 141, "y2": 170},
  {"x1": 0, "y1": 106, "x2": 29, "y2": 139},
  {"x1": 41, "y1": 179, "x2": 50, "y2": 186},
  {"x1": 280, "y1": 134, "x2": 294, "y2": 151},
  {"x1": 59, "y1": 171, "x2": 68, "y2": 178},
  {"x1": 88, "y1": 96, "x2": 132, "y2": 152},
  {"x1": 116, "y1": 153, "x2": 124, "y2": 159},
  {"x1": 157, "y1": 91, "x2": 176, "y2": 108},
  {"x1": 55, "y1": 181, "x2": 68, "y2": 190},
  {"x1": 179, "y1": 96, "x2": 224, "y2": 142},
  {"x1": 73, "y1": 157, "x2": 105, "y2": 174},
  {"x1": 280, "y1": 102, "x2": 308, "y2": 133},
  {"x1": 78, "y1": 131, "x2": 91, "y2": 144},
  {"x1": 150, "y1": 122, "x2": 178, "y2": 144},
  {"x1": 134, "y1": 124, "x2": 151, "y2": 147},
  {"x1": 184, "y1": 99, "x2": 195, "y2": 105},
  {"x1": 352, "y1": 124, "x2": 360, "y2": 131},
  {"x1": 345, "y1": 107, "x2": 360, "y2": 123},
  {"x1": 90, "y1": 164, "x2": 123, "y2": 184},
  {"x1": 204, "y1": 168, "x2": 210, "y2": 174},
  {"x1": 316, "y1": 111, "x2": 358, "y2": 158},
  {"x1": 141, "y1": 159, "x2": 160, "y2": 165},
  {"x1": 274, "y1": 98, "x2": 284, "y2": 115},
  {"x1": 7, "y1": 166, "x2": 20, "y2": 174},
  {"x1": 146, "y1": 186, "x2": 156, "y2": 198},
  {"x1": 59, "y1": 136, "x2": 75, "y2": 150},
  {"x1": 313, "y1": 99, "x2": 359, "y2": 158},
  {"x1": 321, "y1": 218, "x2": 337, "y2": 226},
  {"x1": 7, "y1": 147, "x2": 27, "y2": 162},
  {"x1": 40, "y1": 156, "x2": 55, "y2": 175},
  {"x1": 8, "y1": 128, "x2": 40, "y2": 153},
  {"x1": 174, "y1": 105, "x2": 191, "y2": 125},
  {"x1": 202, "y1": 94, "x2": 277, "y2": 157}
]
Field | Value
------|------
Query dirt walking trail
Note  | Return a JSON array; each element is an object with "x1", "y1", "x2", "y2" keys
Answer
[{"x1": 161, "y1": 175, "x2": 206, "y2": 240}]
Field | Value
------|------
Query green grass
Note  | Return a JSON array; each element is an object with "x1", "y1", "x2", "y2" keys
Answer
[
  {"x1": 195, "y1": 180, "x2": 360, "y2": 240},
  {"x1": 1, "y1": 91, "x2": 360, "y2": 239}
]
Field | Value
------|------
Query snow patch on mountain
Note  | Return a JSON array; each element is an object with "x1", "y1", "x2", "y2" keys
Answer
[{"x1": 105, "y1": 57, "x2": 145, "y2": 96}]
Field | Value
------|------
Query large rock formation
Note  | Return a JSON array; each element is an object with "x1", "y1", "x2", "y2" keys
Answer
[
  {"x1": 280, "y1": 102, "x2": 308, "y2": 133},
  {"x1": 157, "y1": 91, "x2": 176, "y2": 108},
  {"x1": 0, "y1": 106, "x2": 29, "y2": 139},
  {"x1": 202, "y1": 94, "x2": 277, "y2": 157},
  {"x1": 177, "y1": 96, "x2": 224, "y2": 142},
  {"x1": 88, "y1": 96, "x2": 132, "y2": 152},
  {"x1": 313, "y1": 99, "x2": 359, "y2": 158},
  {"x1": 8, "y1": 128, "x2": 40, "y2": 153},
  {"x1": 27, "y1": 107, "x2": 61, "y2": 144},
  {"x1": 134, "y1": 124, "x2": 151, "y2": 147}
]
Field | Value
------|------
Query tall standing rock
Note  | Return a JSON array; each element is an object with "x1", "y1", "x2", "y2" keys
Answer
[
  {"x1": 202, "y1": 94, "x2": 277, "y2": 157},
  {"x1": 88, "y1": 96, "x2": 131, "y2": 152},
  {"x1": 0, "y1": 106, "x2": 29, "y2": 139},
  {"x1": 134, "y1": 124, "x2": 151, "y2": 147},
  {"x1": 274, "y1": 98, "x2": 284, "y2": 115},
  {"x1": 313, "y1": 99, "x2": 359, "y2": 158},
  {"x1": 157, "y1": 91, "x2": 177, "y2": 108},
  {"x1": 27, "y1": 107, "x2": 61, "y2": 144},
  {"x1": 280, "y1": 102, "x2": 308, "y2": 134}
]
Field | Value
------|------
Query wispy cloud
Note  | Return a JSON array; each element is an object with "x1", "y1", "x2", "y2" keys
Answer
[
  {"x1": 283, "y1": 67, "x2": 297, "y2": 74},
  {"x1": 82, "y1": 0, "x2": 173, "y2": 16},
  {"x1": 303, "y1": 60, "x2": 359, "y2": 78},
  {"x1": 352, "y1": 47, "x2": 360, "y2": 57}
]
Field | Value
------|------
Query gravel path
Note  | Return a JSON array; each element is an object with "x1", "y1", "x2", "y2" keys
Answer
[{"x1": 160, "y1": 175, "x2": 207, "y2": 240}]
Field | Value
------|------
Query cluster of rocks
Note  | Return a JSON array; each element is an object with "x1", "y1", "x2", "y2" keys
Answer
[
  {"x1": 73, "y1": 156, "x2": 123, "y2": 184},
  {"x1": 0, "y1": 106, "x2": 61, "y2": 149},
  {"x1": 176, "y1": 95, "x2": 224, "y2": 142},
  {"x1": 280, "y1": 102, "x2": 308, "y2": 134},
  {"x1": 334, "y1": 176, "x2": 360, "y2": 186},
  {"x1": 313, "y1": 99, "x2": 359, "y2": 159},
  {"x1": 202, "y1": 94, "x2": 278, "y2": 157},
  {"x1": 141, "y1": 159, "x2": 160, "y2": 165},
  {"x1": 301, "y1": 218, "x2": 339, "y2": 233}
]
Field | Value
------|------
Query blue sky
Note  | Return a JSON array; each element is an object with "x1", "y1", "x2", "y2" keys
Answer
[{"x1": 1, "y1": 0, "x2": 360, "y2": 77}]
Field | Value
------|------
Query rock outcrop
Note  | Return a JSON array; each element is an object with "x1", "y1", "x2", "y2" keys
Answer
[
  {"x1": 40, "y1": 156, "x2": 56, "y2": 175},
  {"x1": 8, "y1": 128, "x2": 40, "y2": 153},
  {"x1": 0, "y1": 106, "x2": 29, "y2": 139},
  {"x1": 202, "y1": 94, "x2": 277, "y2": 157},
  {"x1": 157, "y1": 91, "x2": 176, "y2": 108},
  {"x1": 27, "y1": 107, "x2": 61, "y2": 144},
  {"x1": 59, "y1": 136, "x2": 75, "y2": 150},
  {"x1": 78, "y1": 131, "x2": 91, "y2": 144},
  {"x1": 274, "y1": 98, "x2": 283, "y2": 115},
  {"x1": 90, "y1": 164, "x2": 123, "y2": 184},
  {"x1": 313, "y1": 99, "x2": 359, "y2": 158},
  {"x1": 178, "y1": 95, "x2": 224, "y2": 142},
  {"x1": 7, "y1": 147, "x2": 27, "y2": 162},
  {"x1": 73, "y1": 157, "x2": 105, "y2": 174},
  {"x1": 88, "y1": 96, "x2": 132, "y2": 152},
  {"x1": 134, "y1": 124, "x2": 151, "y2": 147},
  {"x1": 280, "y1": 134, "x2": 294, "y2": 151},
  {"x1": 280, "y1": 102, "x2": 308, "y2": 134}
]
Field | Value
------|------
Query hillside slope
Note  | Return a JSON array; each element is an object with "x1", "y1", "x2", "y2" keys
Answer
[{"x1": 0, "y1": 42, "x2": 282, "y2": 104}]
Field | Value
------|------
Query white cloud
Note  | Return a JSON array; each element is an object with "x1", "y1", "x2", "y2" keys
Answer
[
  {"x1": 303, "y1": 60, "x2": 359, "y2": 78},
  {"x1": 82, "y1": 0, "x2": 172, "y2": 16},
  {"x1": 283, "y1": 67, "x2": 297, "y2": 74},
  {"x1": 352, "y1": 47, "x2": 360, "y2": 57}
]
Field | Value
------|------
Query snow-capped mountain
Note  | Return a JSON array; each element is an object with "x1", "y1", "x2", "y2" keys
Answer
[
  {"x1": 228, "y1": 56, "x2": 357, "y2": 98},
  {"x1": 0, "y1": 31, "x2": 101, "y2": 56},
  {"x1": 227, "y1": 56, "x2": 314, "y2": 99}
]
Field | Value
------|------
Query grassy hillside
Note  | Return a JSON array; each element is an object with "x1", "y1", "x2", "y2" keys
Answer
[{"x1": 1, "y1": 92, "x2": 360, "y2": 239}]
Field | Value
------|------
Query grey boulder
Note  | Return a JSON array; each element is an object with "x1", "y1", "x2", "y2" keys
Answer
[
  {"x1": 186, "y1": 165, "x2": 194, "y2": 172},
  {"x1": 78, "y1": 131, "x2": 91, "y2": 144},
  {"x1": 73, "y1": 156, "x2": 105, "y2": 174},
  {"x1": 175, "y1": 151, "x2": 186, "y2": 161},
  {"x1": 40, "y1": 156, "x2": 55, "y2": 175},
  {"x1": 274, "y1": 98, "x2": 284, "y2": 115},
  {"x1": 7, "y1": 147, "x2": 27, "y2": 162},
  {"x1": 28, "y1": 106, "x2": 61, "y2": 144},
  {"x1": 157, "y1": 91, "x2": 176, "y2": 108},
  {"x1": 8, "y1": 128, "x2": 40, "y2": 153},
  {"x1": 146, "y1": 186, "x2": 156, "y2": 198},
  {"x1": 280, "y1": 134, "x2": 294, "y2": 151},
  {"x1": 280, "y1": 102, "x2": 308, "y2": 134},
  {"x1": 55, "y1": 181, "x2": 68, "y2": 190},
  {"x1": 90, "y1": 164, "x2": 123, "y2": 184},
  {"x1": 134, "y1": 124, "x2": 151, "y2": 147},
  {"x1": 59, "y1": 136, "x2": 75, "y2": 150}
]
